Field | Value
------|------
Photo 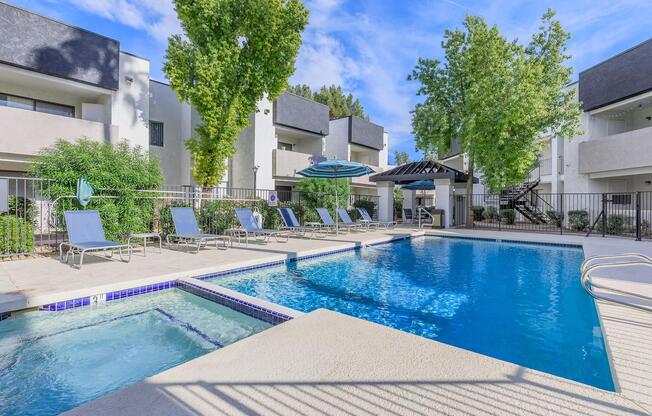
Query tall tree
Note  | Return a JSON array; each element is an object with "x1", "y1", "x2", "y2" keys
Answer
[
  {"x1": 409, "y1": 10, "x2": 581, "y2": 226},
  {"x1": 393, "y1": 151, "x2": 410, "y2": 166},
  {"x1": 288, "y1": 84, "x2": 367, "y2": 119},
  {"x1": 164, "y1": 0, "x2": 308, "y2": 186}
]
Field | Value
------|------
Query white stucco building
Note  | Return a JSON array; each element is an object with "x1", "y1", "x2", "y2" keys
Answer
[{"x1": 0, "y1": 2, "x2": 390, "y2": 199}]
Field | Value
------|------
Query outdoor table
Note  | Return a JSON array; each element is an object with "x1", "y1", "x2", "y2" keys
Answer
[{"x1": 128, "y1": 232, "x2": 162, "y2": 256}]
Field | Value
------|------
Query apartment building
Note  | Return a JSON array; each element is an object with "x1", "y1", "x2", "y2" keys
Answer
[
  {"x1": 531, "y1": 39, "x2": 652, "y2": 196},
  {"x1": 0, "y1": 2, "x2": 389, "y2": 196}
]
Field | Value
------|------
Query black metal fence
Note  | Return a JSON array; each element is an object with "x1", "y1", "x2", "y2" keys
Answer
[
  {"x1": 1, "y1": 179, "x2": 380, "y2": 257},
  {"x1": 456, "y1": 191, "x2": 652, "y2": 240}
]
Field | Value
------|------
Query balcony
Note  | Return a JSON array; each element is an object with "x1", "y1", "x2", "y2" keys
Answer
[
  {"x1": 579, "y1": 126, "x2": 652, "y2": 176},
  {"x1": 351, "y1": 165, "x2": 383, "y2": 186},
  {"x1": 0, "y1": 106, "x2": 118, "y2": 163},
  {"x1": 272, "y1": 149, "x2": 317, "y2": 179}
]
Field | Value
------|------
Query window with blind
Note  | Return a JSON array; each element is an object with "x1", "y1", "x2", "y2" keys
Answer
[
  {"x1": 149, "y1": 121, "x2": 164, "y2": 147},
  {"x1": 0, "y1": 93, "x2": 75, "y2": 117}
]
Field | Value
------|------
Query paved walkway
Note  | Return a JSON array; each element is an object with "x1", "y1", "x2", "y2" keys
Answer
[{"x1": 65, "y1": 309, "x2": 647, "y2": 416}]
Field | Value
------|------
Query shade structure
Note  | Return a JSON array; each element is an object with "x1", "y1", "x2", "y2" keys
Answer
[
  {"x1": 297, "y1": 160, "x2": 374, "y2": 234},
  {"x1": 402, "y1": 180, "x2": 435, "y2": 190}
]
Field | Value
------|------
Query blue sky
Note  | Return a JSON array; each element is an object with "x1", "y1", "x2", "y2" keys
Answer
[{"x1": 10, "y1": 0, "x2": 652, "y2": 163}]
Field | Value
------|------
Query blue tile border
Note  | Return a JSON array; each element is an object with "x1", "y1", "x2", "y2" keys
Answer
[
  {"x1": 429, "y1": 234, "x2": 582, "y2": 249},
  {"x1": 38, "y1": 281, "x2": 177, "y2": 312},
  {"x1": 176, "y1": 280, "x2": 292, "y2": 326}
]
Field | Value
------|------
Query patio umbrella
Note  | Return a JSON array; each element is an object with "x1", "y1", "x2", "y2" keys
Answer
[
  {"x1": 402, "y1": 180, "x2": 435, "y2": 190},
  {"x1": 76, "y1": 178, "x2": 94, "y2": 208},
  {"x1": 297, "y1": 160, "x2": 374, "y2": 234}
]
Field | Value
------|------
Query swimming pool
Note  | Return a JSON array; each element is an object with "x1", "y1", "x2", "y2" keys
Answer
[
  {"x1": 208, "y1": 236, "x2": 614, "y2": 390},
  {"x1": 0, "y1": 289, "x2": 271, "y2": 416}
]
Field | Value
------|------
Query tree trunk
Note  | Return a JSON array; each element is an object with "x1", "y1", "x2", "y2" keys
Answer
[{"x1": 465, "y1": 157, "x2": 474, "y2": 227}]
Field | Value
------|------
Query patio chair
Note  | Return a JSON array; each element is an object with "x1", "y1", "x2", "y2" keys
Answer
[
  {"x1": 234, "y1": 208, "x2": 289, "y2": 246},
  {"x1": 315, "y1": 208, "x2": 341, "y2": 233},
  {"x1": 59, "y1": 210, "x2": 132, "y2": 269},
  {"x1": 167, "y1": 207, "x2": 229, "y2": 253},
  {"x1": 336, "y1": 208, "x2": 366, "y2": 232},
  {"x1": 403, "y1": 208, "x2": 414, "y2": 224},
  {"x1": 278, "y1": 207, "x2": 326, "y2": 238},
  {"x1": 357, "y1": 207, "x2": 397, "y2": 229}
]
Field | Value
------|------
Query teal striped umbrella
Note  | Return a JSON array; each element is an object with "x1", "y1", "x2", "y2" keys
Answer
[{"x1": 298, "y1": 160, "x2": 374, "y2": 234}]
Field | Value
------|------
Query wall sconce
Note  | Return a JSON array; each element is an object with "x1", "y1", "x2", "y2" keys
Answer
[
  {"x1": 264, "y1": 109, "x2": 270, "y2": 115},
  {"x1": 124, "y1": 76, "x2": 134, "y2": 85}
]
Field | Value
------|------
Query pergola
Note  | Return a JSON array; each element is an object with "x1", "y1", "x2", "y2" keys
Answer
[
  {"x1": 369, "y1": 160, "x2": 477, "y2": 185},
  {"x1": 370, "y1": 161, "x2": 478, "y2": 227}
]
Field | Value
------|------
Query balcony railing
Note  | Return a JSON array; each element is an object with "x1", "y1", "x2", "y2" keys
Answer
[
  {"x1": 0, "y1": 106, "x2": 118, "y2": 161},
  {"x1": 579, "y1": 126, "x2": 652, "y2": 175},
  {"x1": 528, "y1": 156, "x2": 563, "y2": 181},
  {"x1": 272, "y1": 149, "x2": 316, "y2": 178}
]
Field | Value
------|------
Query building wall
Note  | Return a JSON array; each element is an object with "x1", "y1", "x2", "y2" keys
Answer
[
  {"x1": 109, "y1": 52, "x2": 149, "y2": 149},
  {"x1": 324, "y1": 118, "x2": 350, "y2": 160}
]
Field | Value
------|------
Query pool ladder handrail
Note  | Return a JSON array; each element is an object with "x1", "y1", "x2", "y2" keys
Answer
[
  {"x1": 417, "y1": 207, "x2": 434, "y2": 229},
  {"x1": 581, "y1": 253, "x2": 652, "y2": 313}
]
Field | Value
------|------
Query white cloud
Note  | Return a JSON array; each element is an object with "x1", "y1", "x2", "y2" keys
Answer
[{"x1": 69, "y1": 0, "x2": 181, "y2": 43}]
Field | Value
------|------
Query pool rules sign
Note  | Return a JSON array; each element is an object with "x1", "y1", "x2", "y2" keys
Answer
[{"x1": 268, "y1": 191, "x2": 278, "y2": 206}]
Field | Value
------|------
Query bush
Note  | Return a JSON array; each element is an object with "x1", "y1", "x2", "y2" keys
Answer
[
  {"x1": 500, "y1": 209, "x2": 515, "y2": 224},
  {"x1": 472, "y1": 206, "x2": 485, "y2": 221},
  {"x1": 595, "y1": 214, "x2": 629, "y2": 235},
  {"x1": 8, "y1": 196, "x2": 37, "y2": 225},
  {"x1": 483, "y1": 206, "x2": 498, "y2": 220},
  {"x1": 0, "y1": 215, "x2": 33, "y2": 255},
  {"x1": 297, "y1": 178, "x2": 350, "y2": 221},
  {"x1": 546, "y1": 210, "x2": 563, "y2": 228},
  {"x1": 568, "y1": 210, "x2": 589, "y2": 231},
  {"x1": 29, "y1": 139, "x2": 163, "y2": 242}
]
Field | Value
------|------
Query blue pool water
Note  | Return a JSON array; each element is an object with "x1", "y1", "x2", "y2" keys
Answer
[
  {"x1": 209, "y1": 236, "x2": 614, "y2": 390},
  {"x1": 0, "y1": 289, "x2": 271, "y2": 416}
]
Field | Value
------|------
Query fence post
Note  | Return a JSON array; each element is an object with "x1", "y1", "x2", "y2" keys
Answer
[
  {"x1": 601, "y1": 193, "x2": 607, "y2": 237},
  {"x1": 559, "y1": 194, "x2": 563, "y2": 235},
  {"x1": 636, "y1": 192, "x2": 642, "y2": 241}
]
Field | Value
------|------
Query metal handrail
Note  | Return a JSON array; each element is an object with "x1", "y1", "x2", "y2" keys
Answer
[
  {"x1": 581, "y1": 258, "x2": 652, "y2": 313},
  {"x1": 580, "y1": 253, "x2": 652, "y2": 273},
  {"x1": 417, "y1": 207, "x2": 434, "y2": 229}
]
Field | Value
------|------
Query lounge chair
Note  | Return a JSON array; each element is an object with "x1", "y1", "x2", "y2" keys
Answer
[
  {"x1": 315, "y1": 208, "x2": 341, "y2": 233},
  {"x1": 167, "y1": 207, "x2": 229, "y2": 253},
  {"x1": 234, "y1": 208, "x2": 289, "y2": 246},
  {"x1": 278, "y1": 207, "x2": 326, "y2": 238},
  {"x1": 336, "y1": 208, "x2": 366, "y2": 232},
  {"x1": 403, "y1": 208, "x2": 414, "y2": 224},
  {"x1": 59, "y1": 210, "x2": 131, "y2": 268},
  {"x1": 357, "y1": 207, "x2": 397, "y2": 229}
]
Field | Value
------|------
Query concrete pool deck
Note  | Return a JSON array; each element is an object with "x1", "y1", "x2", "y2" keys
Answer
[{"x1": 2, "y1": 226, "x2": 652, "y2": 414}]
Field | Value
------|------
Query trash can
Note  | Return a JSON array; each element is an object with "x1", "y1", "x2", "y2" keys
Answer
[{"x1": 431, "y1": 209, "x2": 445, "y2": 228}]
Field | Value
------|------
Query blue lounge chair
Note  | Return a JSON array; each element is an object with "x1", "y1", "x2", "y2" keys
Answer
[
  {"x1": 336, "y1": 208, "x2": 366, "y2": 232},
  {"x1": 59, "y1": 210, "x2": 131, "y2": 268},
  {"x1": 357, "y1": 207, "x2": 396, "y2": 229},
  {"x1": 315, "y1": 208, "x2": 339, "y2": 233},
  {"x1": 167, "y1": 207, "x2": 229, "y2": 253},
  {"x1": 234, "y1": 208, "x2": 289, "y2": 245},
  {"x1": 278, "y1": 207, "x2": 326, "y2": 238}
]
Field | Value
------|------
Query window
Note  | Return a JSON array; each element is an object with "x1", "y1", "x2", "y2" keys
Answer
[
  {"x1": 0, "y1": 93, "x2": 75, "y2": 117},
  {"x1": 277, "y1": 141, "x2": 293, "y2": 151},
  {"x1": 149, "y1": 121, "x2": 164, "y2": 147}
]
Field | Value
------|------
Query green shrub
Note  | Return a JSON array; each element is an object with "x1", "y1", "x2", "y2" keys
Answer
[
  {"x1": 297, "y1": 178, "x2": 350, "y2": 221},
  {"x1": 472, "y1": 206, "x2": 485, "y2": 221},
  {"x1": 8, "y1": 196, "x2": 37, "y2": 225},
  {"x1": 29, "y1": 139, "x2": 163, "y2": 242},
  {"x1": 500, "y1": 209, "x2": 515, "y2": 224},
  {"x1": 0, "y1": 215, "x2": 33, "y2": 255},
  {"x1": 546, "y1": 210, "x2": 563, "y2": 227},
  {"x1": 568, "y1": 210, "x2": 589, "y2": 231},
  {"x1": 483, "y1": 206, "x2": 498, "y2": 220},
  {"x1": 595, "y1": 214, "x2": 629, "y2": 235}
]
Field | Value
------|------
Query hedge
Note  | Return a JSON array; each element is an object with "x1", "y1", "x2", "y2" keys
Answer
[{"x1": 0, "y1": 215, "x2": 34, "y2": 255}]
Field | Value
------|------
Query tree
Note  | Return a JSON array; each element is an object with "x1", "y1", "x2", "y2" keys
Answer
[
  {"x1": 393, "y1": 151, "x2": 411, "y2": 166},
  {"x1": 287, "y1": 84, "x2": 367, "y2": 119},
  {"x1": 29, "y1": 139, "x2": 163, "y2": 241},
  {"x1": 409, "y1": 10, "x2": 581, "y2": 226},
  {"x1": 164, "y1": 0, "x2": 309, "y2": 187},
  {"x1": 296, "y1": 178, "x2": 351, "y2": 221}
]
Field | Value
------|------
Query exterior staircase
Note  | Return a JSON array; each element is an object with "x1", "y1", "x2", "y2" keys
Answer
[{"x1": 499, "y1": 180, "x2": 549, "y2": 224}]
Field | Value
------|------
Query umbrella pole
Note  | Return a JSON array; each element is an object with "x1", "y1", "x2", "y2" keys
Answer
[{"x1": 335, "y1": 177, "x2": 339, "y2": 235}]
